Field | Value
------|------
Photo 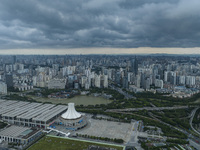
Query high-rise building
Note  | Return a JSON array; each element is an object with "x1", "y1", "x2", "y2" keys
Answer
[
  {"x1": 186, "y1": 76, "x2": 195, "y2": 86},
  {"x1": 103, "y1": 75, "x2": 108, "y2": 88},
  {"x1": 5, "y1": 65, "x2": 13, "y2": 73},
  {"x1": 145, "y1": 78, "x2": 151, "y2": 90},
  {"x1": 12, "y1": 55, "x2": 16, "y2": 64},
  {"x1": 155, "y1": 79, "x2": 163, "y2": 89},
  {"x1": 0, "y1": 82, "x2": 7, "y2": 94},
  {"x1": 164, "y1": 71, "x2": 168, "y2": 82},
  {"x1": 136, "y1": 74, "x2": 141, "y2": 88},
  {"x1": 5, "y1": 74, "x2": 14, "y2": 88},
  {"x1": 170, "y1": 72, "x2": 176, "y2": 85},
  {"x1": 115, "y1": 71, "x2": 121, "y2": 85},
  {"x1": 122, "y1": 77, "x2": 129, "y2": 89},
  {"x1": 81, "y1": 76, "x2": 87, "y2": 88},
  {"x1": 179, "y1": 76, "x2": 186, "y2": 85},
  {"x1": 48, "y1": 79, "x2": 66, "y2": 89},
  {"x1": 94, "y1": 75, "x2": 101, "y2": 88},
  {"x1": 131, "y1": 57, "x2": 138, "y2": 75}
]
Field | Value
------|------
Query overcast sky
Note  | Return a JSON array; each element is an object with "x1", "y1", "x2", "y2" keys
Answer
[{"x1": 0, "y1": 0, "x2": 200, "y2": 54}]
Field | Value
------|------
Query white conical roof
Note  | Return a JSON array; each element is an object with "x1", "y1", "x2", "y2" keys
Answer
[{"x1": 61, "y1": 103, "x2": 81, "y2": 119}]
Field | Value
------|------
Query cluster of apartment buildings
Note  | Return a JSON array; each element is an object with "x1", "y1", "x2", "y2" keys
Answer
[{"x1": 0, "y1": 55, "x2": 200, "y2": 97}]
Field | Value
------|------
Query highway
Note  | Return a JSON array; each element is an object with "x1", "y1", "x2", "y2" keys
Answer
[
  {"x1": 149, "y1": 108, "x2": 200, "y2": 148},
  {"x1": 189, "y1": 107, "x2": 200, "y2": 136},
  {"x1": 109, "y1": 107, "x2": 200, "y2": 149},
  {"x1": 106, "y1": 106, "x2": 188, "y2": 112},
  {"x1": 109, "y1": 85, "x2": 136, "y2": 99}
]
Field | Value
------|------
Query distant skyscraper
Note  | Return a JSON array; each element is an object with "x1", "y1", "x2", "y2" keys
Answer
[
  {"x1": 12, "y1": 55, "x2": 16, "y2": 64},
  {"x1": 94, "y1": 75, "x2": 101, "y2": 88},
  {"x1": 115, "y1": 71, "x2": 121, "y2": 85},
  {"x1": 131, "y1": 57, "x2": 138, "y2": 75},
  {"x1": 145, "y1": 78, "x2": 151, "y2": 90},
  {"x1": 134, "y1": 57, "x2": 138, "y2": 75},
  {"x1": 122, "y1": 77, "x2": 129, "y2": 89},
  {"x1": 5, "y1": 74, "x2": 14, "y2": 87},
  {"x1": 103, "y1": 75, "x2": 108, "y2": 88},
  {"x1": 155, "y1": 79, "x2": 163, "y2": 89},
  {"x1": 136, "y1": 74, "x2": 141, "y2": 88},
  {"x1": 0, "y1": 82, "x2": 7, "y2": 94}
]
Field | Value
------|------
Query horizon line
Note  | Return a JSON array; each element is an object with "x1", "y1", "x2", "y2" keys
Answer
[{"x1": 0, "y1": 47, "x2": 199, "y2": 55}]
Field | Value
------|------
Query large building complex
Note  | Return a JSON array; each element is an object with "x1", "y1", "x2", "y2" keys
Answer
[
  {"x1": 54, "y1": 103, "x2": 87, "y2": 130},
  {"x1": 0, "y1": 125, "x2": 42, "y2": 145},
  {"x1": 0, "y1": 100, "x2": 67, "y2": 129},
  {"x1": 47, "y1": 78, "x2": 66, "y2": 89}
]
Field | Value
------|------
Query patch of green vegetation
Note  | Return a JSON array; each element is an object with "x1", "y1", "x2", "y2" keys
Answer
[
  {"x1": 0, "y1": 121, "x2": 7, "y2": 129},
  {"x1": 162, "y1": 108, "x2": 192, "y2": 118},
  {"x1": 39, "y1": 88, "x2": 66, "y2": 97},
  {"x1": 133, "y1": 110, "x2": 151, "y2": 117},
  {"x1": 135, "y1": 91, "x2": 200, "y2": 106},
  {"x1": 141, "y1": 142, "x2": 178, "y2": 150},
  {"x1": 4, "y1": 94, "x2": 36, "y2": 102},
  {"x1": 166, "y1": 139, "x2": 189, "y2": 144},
  {"x1": 7, "y1": 87, "x2": 20, "y2": 92},
  {"x1": 133, "y1": 115, "x2": 187, "y2": 139},
  {"x1": 28, "y1": 136, "x2": 124, "y2": 150},
  {"x1": 89, "y1": 87, "x2": 125, "y2": 100},
  {"x1": 151, "y1": 109, "x2": 192, "y2": 130},
  {"x1": 76, "y1": 134, "x2": 124, "y2": 144},
  {"x1": 193, "y1": 108, "x2": 200, "y2": 124}
]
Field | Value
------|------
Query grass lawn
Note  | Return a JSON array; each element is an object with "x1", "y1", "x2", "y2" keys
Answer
[
  {"x1": 29, "y1": 95, "x2": 111, "y2": 106},
  {"x1": 28, "y1": 136, "x2": 124, "y2": 150}
]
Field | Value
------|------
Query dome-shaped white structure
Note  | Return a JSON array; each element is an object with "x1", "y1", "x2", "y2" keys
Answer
[{"x1": 61, "y1": 103, "x2": 81, "y2": 120}]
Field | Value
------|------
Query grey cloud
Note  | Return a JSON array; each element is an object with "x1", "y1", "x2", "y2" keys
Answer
[{"x1": 0, "y1": 0, "x2": 200, "y2": 49}]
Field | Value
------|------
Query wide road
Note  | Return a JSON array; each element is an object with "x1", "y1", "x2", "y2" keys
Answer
[
  {"x1": 106, "y1": 106, "x2": 188, "y2": 112},
  {"x1": 149, "y1": 109, "x2": 200, "y2": 148},
  {"x1": 189, "y1": 107, "x2": 200, "y2": 136},
  {"x1": 109, "y1": 85, "x2": 136, "y2": 99},
  {"x1": 111, "y1": 108, "x2": 200, "y2": 149},
  {"x1": 126, "y1": 121, "x2": 143, "y2": 150}
]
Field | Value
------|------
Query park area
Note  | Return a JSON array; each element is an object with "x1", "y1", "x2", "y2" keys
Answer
[
  {"x1": 28, "y1": 136, "x2": 124, "y2": 150},
  {"x1": 30, "y1": 95, "x2": 112, "y2": 106}
]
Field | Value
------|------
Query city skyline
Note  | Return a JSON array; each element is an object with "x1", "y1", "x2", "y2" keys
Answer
[
  {"x1": 0, "y1": 54, "x2": 200, "y2": 149},
  {"x1": 1, "y1": 1, "x2": 200, "y2": 149},
  {"x1": 0, "y1": 47, "x2": 200, "y2": 55}
]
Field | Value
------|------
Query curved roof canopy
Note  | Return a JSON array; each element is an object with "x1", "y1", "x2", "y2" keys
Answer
[{"x1": 61, "y1": 103, "x2": 81, "y2": 120}]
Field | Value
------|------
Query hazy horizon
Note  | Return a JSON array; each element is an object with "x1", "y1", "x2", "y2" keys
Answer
[{"x1": 0, "y1": 47, "x2": 199, "y2": 55}]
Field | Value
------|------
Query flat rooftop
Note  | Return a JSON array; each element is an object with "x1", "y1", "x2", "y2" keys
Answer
[
  {"x1": 0, "y1": 99, "x2": 68, "y2": 123},
  {"x1": 0, "y1": 125, "x2": 41, "y2": 139}
]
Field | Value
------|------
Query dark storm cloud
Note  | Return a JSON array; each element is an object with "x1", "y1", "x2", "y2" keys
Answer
[{"x1": 0, "y1": 0, "x2": 200, "y2": 49}]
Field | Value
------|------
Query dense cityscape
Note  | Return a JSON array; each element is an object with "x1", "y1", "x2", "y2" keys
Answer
[
  {"x1": 0, "y1": 55, "x2": 199, "y2": 150},
  {"x1": 0, "y1": 0, "x2": 200, "y2": 149}
]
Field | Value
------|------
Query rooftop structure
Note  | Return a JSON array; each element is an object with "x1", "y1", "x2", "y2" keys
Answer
[
  {"x1": 0, "y1": 100, "x2": 67, "y2": 129},
  {"x1": 53, "y1": 103, "x2": 87, "y2": 131},
  {"x1": 0, "y1": 125, "x2": 42, "y2": 145},
  {"x1": 61, "y1": 103, "x2": 81, "y2": 120}
]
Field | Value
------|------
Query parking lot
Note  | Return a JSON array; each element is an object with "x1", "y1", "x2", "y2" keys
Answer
[{"x1": 75, "y1": 119, "x2": 134, "y2": 143}]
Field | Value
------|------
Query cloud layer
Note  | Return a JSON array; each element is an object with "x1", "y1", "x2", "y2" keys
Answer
[{"x1": 0, "y1": 0, "x2": 200, "y2": 49}]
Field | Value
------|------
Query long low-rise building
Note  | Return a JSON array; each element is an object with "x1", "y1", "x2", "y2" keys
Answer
[
  {"x1": 0, "y1": 100, "x2": 67, "y2": 129},
  {"x1": 0, "y1": 125, "x2": 42, "y2": 145}
]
